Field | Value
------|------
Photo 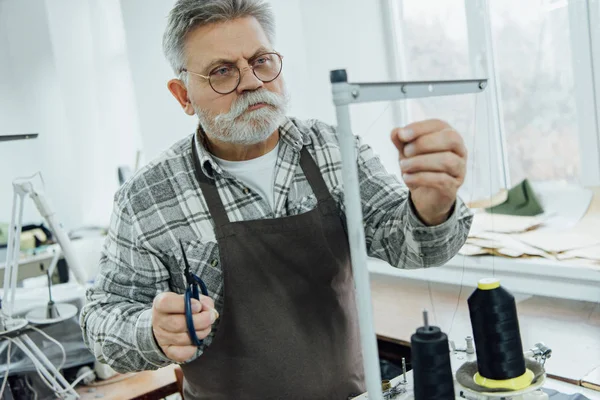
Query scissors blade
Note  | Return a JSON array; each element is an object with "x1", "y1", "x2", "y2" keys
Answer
[{"x1": 179, "y1": 240, "x2": 193, "y2": 279}]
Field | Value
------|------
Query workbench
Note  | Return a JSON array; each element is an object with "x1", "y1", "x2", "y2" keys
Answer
[{"x1": 75, "y1": 364, "x2": 182, "y2": 400}]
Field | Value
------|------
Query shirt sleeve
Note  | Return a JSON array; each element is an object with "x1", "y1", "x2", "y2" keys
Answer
[
  {"x1": 355, "y1": 134, "x2": 473, "y2": 269},
  {"x1": 79, "y1": 196, "x2": 175, "y2": 373}
]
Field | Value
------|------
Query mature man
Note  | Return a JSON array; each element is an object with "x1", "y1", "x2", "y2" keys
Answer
[{"x1": 80, "y1": 0, "x2": 472, "y2": 399}]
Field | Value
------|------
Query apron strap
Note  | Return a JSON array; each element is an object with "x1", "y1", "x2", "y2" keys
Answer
[
  {"x1": 191, "y1": 137, "x2": 230, "y2": 227},
  {"x1": 298, "y1": 147, "x2": 336, "y2": 205},
  {"x1": 191, "y1": 136, "x2": 339, "y2": 226}
]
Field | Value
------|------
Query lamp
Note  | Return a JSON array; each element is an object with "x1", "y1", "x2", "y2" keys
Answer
[
  {"x1": 0, "y1": 168, "x2": 88, "y2": 398},
  {"x1": 2, "y1": 173, "x2": 87, "y2": 324}
]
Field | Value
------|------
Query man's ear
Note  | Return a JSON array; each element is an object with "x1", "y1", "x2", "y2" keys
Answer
[{"x1": 168, "y1": 79, "x2": 195, "y2": 116}]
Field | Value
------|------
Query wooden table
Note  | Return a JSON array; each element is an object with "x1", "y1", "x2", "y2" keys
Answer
[
  {"x1": 370, "y1": 273, "x2": 600, "y2": 389},
  {"x1": 76, "y1": 364, "x2": 182, "y2": 400}
]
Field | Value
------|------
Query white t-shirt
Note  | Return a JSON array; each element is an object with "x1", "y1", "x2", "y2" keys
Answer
[{"x1": 213, "y1": 142, "x2": 280, "y2": 211}]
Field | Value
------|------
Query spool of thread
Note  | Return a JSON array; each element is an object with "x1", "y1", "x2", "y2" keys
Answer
[
  {"x1": 467, "y1": 278, "x2": 534, "y2": 390},
  {"x1": 411, "y1": 310, "x2": 455, "y2": 400}
]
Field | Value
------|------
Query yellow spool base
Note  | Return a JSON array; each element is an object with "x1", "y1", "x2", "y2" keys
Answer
[
  {"x1": 473, "y1": 369, "x2": 535, "y2": 390},
  {"x1": 477, "y1": 278, "x2": 500, "y2": 290}
]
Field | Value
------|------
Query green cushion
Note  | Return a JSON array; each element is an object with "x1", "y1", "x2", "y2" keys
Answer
[{"x1": 485, "y1": 179, "x2": 544, "y2": 216}]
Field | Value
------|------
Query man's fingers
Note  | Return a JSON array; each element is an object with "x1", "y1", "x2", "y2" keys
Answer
[
  {"x1": 158, "y1": 309, "x2": 218, "y2": 333},
  {"x1": 155, "y1": 327, "x2": 191, "y2": 346},
  {"x1": 193, "y1": 308, "x2": 218, "y2": 329},
  {"x1": 402, "y1": 130, "x2": 466, "y2": 158},
  {"x1": 154, "y1": 292, "x2": 195, "y2": 314},
  {"x1": 391, "y1": 123, "x2": 466, "y2": 161},
  {"x1": 154, "y1": 326, "x2": 212, "y2": 346},
  {"x1": 162, "y1": 345, "x2": 197, "y2": 363},
  {"x1": 400, "y1": 152, "x2": 465, "y2": 178},
  {"x1": 402, "y1": 172, "x2": 461, "y2": 191},
  {"x1": 200, "y1": 296, "x2": 215, "y2": 311},
  {"x1": 401, "y1": 119, "x2": 450, "y2": 141},
  {"x1": 390, "y1": 128, "x2": 406, "y2": 158},
  {"x1": 154, "y1": 292, "x2": 214, "y2": 315},
  {"x1": 157, "y1": 314, "x2": 188, "y2": 333}
]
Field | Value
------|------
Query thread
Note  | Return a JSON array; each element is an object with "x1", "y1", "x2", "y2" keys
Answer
[
  {"x1": 411, "y1": 310, "x2": 455, "y2": 400},
  {"x1": 467, "y1": 278, "x2": 532, "y2": 389}
]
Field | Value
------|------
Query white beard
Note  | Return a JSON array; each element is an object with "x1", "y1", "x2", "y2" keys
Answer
[{"x1": 194, "y1": 86, "x2": 290, "y2": 145}]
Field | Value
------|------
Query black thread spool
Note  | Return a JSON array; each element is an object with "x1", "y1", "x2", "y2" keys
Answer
[
  {"x1": 467, "y1": 278, "x2": 533, "y2": 390},
  {"x1": 411, "y1": 310, "x2": 455, "y2": 400}
]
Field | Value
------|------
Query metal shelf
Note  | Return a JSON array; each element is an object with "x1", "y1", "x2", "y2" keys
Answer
[{"x1": 0, "y1": 133, "x2": 39, "y2": 142}]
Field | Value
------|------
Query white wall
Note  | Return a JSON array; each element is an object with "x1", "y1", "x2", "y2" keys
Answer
[
  {"x1": 0, "y1": 0, "x2": 79, "y2": 229},
  {"x1": 266, "y1": 0, "x2": 313, "y2": 121},
  {"x1": 119, "y1": 0, "x2": 195, "y2": 163},
  {"x1": 0, "y1": 0, "x2": 140, "y2": 231},
  {"x1": 44, "y1": 0, "x2": 141, "y2": 227},
  {"x1": 294, "y1": 0, "x2": 401, "y2": 176}
]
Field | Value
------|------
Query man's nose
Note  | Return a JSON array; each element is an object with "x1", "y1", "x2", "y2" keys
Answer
[{"x1": 236, "y1": 66, "x2": 264, "y2": 94}]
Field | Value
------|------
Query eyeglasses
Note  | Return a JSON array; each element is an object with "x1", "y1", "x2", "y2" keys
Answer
[{"x1": 181, "y1": 52, "x2": 283, "y2": 95}]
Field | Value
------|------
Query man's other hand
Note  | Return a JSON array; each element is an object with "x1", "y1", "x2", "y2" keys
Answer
[{"x1": 152, "y1": 292, "x2": 219, "y2": 363}]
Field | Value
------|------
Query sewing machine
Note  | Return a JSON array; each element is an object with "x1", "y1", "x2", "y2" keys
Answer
[{"x1": 351, "y1": 338, "x2": 600, "y2": 400}]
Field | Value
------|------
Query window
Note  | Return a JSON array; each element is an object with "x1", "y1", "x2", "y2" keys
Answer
[
  {"x1": 490, "y1": 0, "x2": 580, "y2": 184},
  {"x1": 389, "y1": 0, "x2": 505, "y2": 204},
  {"x1": 387, "y1": 0, "x2": 600, "y2": 190}
]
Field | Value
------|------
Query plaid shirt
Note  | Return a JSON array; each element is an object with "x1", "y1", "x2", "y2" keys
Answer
[{"x1": 80, "y1": 117, "x2": 473, "y2": 373}]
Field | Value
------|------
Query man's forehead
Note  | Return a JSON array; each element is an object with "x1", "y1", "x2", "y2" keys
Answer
[
  {"x1": 184, "y1": 17, "x2": 272, "y2": 69},
  {"x1": 194, "y1": 44, "x2": 270, "y2": 62}
]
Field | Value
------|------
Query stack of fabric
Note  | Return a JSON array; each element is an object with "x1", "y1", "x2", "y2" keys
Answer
[{"x1": 460, "y1": 180, "x2": 600, "y2": 265}]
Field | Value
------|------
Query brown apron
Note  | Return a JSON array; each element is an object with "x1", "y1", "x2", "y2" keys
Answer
[{"x1": 181, "y1": 142, "x2": 366, "y2": 399}]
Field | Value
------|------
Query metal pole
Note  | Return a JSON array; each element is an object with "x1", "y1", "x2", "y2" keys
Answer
[
  {"x1": 331, "y1": 70, "x2": 384, "y2": 400},
  {"x1": 330, "y1": 69, "x2": 487, "y2": 399}
]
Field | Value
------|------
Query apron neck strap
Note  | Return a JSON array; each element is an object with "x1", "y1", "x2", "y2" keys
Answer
[
  {"x1": 191, "y1": 136, "x2": 335, "y2": 226},
  {"x1": 192, "y1": 137, "x2": 230, "y2": 226},
  {"x1": 298, "y1": 147, "x2": 335, "y2": 204}
]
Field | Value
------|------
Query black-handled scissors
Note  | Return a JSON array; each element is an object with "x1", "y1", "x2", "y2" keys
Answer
[{"x1": 179, "y1": 240, "x2": 209, "y2": 347}]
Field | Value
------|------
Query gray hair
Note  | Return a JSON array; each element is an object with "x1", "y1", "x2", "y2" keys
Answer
[{"x1": 163, "y1": 0, "x2": 276, "y2": 81}]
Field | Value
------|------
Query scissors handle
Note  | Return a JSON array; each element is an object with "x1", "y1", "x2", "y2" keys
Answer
[{"x1": 185, "y1": 274, "x2": 210, "y2": 347}]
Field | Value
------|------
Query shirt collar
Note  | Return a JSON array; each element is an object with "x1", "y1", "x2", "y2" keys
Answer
[{"x1": 193, "y1": 116, "x2": 305, "y2": 180}]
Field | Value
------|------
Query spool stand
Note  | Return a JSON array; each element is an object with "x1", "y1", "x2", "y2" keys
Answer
[
  {"x1": 330, "y1": 68, "x2": 487, "y2": 400},
  {"x1": 351, "y1": 279, "x2": 554, "y2": 400}
]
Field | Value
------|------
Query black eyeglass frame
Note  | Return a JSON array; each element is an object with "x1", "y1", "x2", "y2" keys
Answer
[{"x1": 180, "y1": 52, "x2": 284, "y2": 95}]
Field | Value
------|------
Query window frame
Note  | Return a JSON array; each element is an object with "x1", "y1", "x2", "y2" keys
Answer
[
  {"x1": 384, "y1": 0, "x2": 600, "y2": 187},
  {"x1": 570, "y1": 0, "x2": 600, "y2": 186}
]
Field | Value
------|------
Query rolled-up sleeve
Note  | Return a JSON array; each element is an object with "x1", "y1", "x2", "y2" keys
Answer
[{"x1": 79, "y1": 197, "x2": 174, "y2": 373}]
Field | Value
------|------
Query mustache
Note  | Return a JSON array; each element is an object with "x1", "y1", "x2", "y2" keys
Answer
[{"x1": 215, "y1": 89, "x2": 287, "y2": 122}]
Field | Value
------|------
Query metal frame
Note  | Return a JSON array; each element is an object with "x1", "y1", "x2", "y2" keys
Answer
[
  {"x1": 330, "y1": 70, "x2": 487, "y2": 400},
  {"x1": 569, "y1": 0, "x2": 600, "y2": 186},
  {"x1": 590, "y1": 0, "x2": 600, "y2": 185},
  {"x1": 0, "y1": 133, "x2": 38, "y2": 142}
]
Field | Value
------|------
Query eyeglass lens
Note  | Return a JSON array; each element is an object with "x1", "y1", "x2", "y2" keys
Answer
[{"x1": 209, "y1": 53, "x2": 282, "y2": 94}]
